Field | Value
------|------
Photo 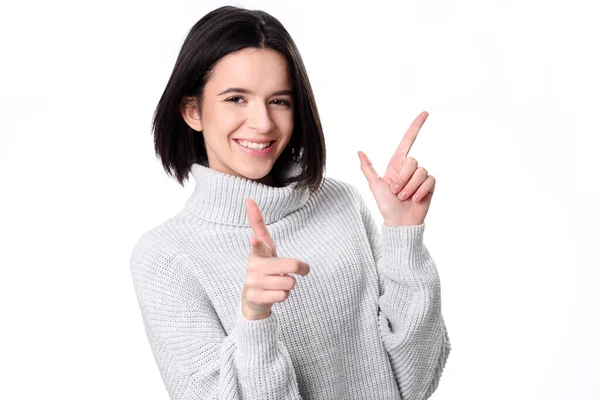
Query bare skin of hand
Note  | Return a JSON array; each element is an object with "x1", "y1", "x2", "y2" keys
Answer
[
  {"x1": 241, "y1": 198, "x2": 310, "y2": 320},
  {"x1": 358, "y1": 111, "x2": 436, "y2": 226}
]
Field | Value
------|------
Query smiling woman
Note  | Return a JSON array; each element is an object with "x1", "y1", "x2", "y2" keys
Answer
[
  {"x1": 151, "y1": 6, "x2": 325, "y2": 191},
  {"x1": 179, "y1": 47, "x2": 295, "y2": 186},
  {"x1": 130, "y1": 4, "x2": 451, "y2": 400}
]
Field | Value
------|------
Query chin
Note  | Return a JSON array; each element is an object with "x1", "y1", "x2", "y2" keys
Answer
[
  {"x1": 233, "y1": 163, "x2": 261, "y2": 175},
  {"x1": 242, "y1": 167, "x2": 273, "y2": 183}
]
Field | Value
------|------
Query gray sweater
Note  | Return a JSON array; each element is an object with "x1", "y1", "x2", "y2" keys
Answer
[{"x1": 129, "y1": 160, "x2": 451, "y2": 400}]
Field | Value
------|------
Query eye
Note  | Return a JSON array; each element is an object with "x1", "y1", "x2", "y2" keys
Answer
[
  {"x1": 224, "y1": 96, "x2": 292, "y2": 106},
  {"x1": 271, "y1": 99, "x2": 292, "y2": 107},
  {"x1": 225, "y1": 95, "x2": 246, "y2": 103}
]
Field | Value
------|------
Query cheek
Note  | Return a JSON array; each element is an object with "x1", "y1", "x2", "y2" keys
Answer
[
  {"x1": 274, "y1": 112, "x2": 294, "y2": 134},
  {"x1": 203, "y1": 105, "x2": 245, "y2": 134}
]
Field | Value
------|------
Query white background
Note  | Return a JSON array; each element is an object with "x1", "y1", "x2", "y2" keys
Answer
[{"x1": 1, "y1": 0, "x2": 598, "y2": 399}]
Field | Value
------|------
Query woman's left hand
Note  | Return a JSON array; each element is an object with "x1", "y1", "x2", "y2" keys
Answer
[{"x1": 358, "y1": 111, "x2": 436, "y2": 227}]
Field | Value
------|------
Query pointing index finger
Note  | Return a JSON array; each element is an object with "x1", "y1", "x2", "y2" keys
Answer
[
  {"x1": 245, "y1": 198, "x2": 276, "y2": 254},
  {"x1": 394, "y1": 111, "x2": 429, "y2": 161}
]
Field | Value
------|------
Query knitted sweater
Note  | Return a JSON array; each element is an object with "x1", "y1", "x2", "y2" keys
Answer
[{"x1": 129, "y1": 160, "x2": 451, "y2": 400}]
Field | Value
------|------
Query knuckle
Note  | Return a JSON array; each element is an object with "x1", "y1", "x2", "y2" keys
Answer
[
  {"x1": 244, "y1": 288, "x2": 258, "y2": 302},
  {"x1": 245, "y1": 275, "x2": 259, "y2": 288},
  {"x1": 246, "y1": 265, "x2": 259, "y2": 277},
  {"x1": 271, "y1": 291, "x2": 286, "y2": 303},
  {"x1": 284, "y1": 275, "x2": 296, "y2": 290},
  {"x1": 247, "y1": 260, "x2": 259, "y2": 272}
]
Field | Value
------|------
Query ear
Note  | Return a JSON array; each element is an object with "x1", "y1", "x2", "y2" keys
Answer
[{"x1": 180, "y1": 96, "x2": 203, "y2": 132}]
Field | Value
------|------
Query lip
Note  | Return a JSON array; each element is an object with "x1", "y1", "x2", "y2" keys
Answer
[
  {"x1": 233, "y1": 139, "x2": 276, "y2": 157},
  {"x1": 233, "y1": 138, "x2": 276, "y2": 143}
]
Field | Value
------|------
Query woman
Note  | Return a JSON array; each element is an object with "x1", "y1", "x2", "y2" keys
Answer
[{"x1": 129, "y1": 5, "x2": 451, "y2": 399}]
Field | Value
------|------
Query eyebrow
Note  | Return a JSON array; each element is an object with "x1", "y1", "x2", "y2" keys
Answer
[{"x1": 217, "y1": 87, "x2": 294, "y2": 96}]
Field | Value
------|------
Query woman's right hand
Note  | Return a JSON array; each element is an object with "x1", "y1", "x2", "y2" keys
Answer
[{"x1": 241, "y1": 198, "x2": 310, "y2": 321}]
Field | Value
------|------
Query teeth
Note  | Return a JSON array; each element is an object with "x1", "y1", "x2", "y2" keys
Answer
[{"x1": 237, "y1": 140, "x2": 272, "y2": 150}]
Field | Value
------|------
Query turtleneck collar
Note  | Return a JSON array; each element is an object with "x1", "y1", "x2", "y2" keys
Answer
[{"x1": 184, "y1": 160, "x2": 311, "y2": 226}]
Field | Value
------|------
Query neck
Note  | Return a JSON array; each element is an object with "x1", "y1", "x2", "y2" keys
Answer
[{"x1": 183, "y1": 160, "x2": 310, "y2": 226}]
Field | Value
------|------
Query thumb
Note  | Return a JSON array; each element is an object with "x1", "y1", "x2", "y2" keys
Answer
[{"x1": 358, "y1": 151, "x2": 381, "y2": 186}]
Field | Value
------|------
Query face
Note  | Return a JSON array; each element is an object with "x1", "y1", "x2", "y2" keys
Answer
[{"x1": 181, "y1": 48, "x2": 294, "y2": 186}]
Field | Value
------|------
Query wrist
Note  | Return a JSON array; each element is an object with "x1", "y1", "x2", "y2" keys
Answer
[
  {"x1": 241, "y1": 304, "x2": 271, "y2": 320},
  {"x1": 383, "y1": 219, "x2": 424, "y2": 227}
]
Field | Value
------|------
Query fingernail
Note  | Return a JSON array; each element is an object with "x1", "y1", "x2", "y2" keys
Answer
[
  {"x1": 399, "y1": 191, "x2": 408, "y2": 200},
  {"x1": 412, "y1": 194, "x2": 421, "y2": 202},
  {"x1": 392, "y1": 184, "x2": 401, "y2": 193}
]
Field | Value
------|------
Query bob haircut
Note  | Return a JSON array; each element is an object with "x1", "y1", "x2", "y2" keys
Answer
[{"x1": 152, "y1": 5, "x2": 326, "y2": 193}]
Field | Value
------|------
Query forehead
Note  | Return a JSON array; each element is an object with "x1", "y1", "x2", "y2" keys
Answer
[{"x1": 206, "y1": 48, "x2": 292, "y2": 92}]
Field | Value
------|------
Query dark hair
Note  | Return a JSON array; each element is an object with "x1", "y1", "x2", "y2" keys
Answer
[{"x1": 152, "y1": 5, "x2": 326, "y2": 193}]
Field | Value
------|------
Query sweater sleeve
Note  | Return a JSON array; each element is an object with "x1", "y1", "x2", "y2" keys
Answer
[
  {"x1": 129, "y1": 235, "x2": 303, "y2": 400},
  {"x1": 357, "y1": 195, "x2": 451, "y2": 400}
]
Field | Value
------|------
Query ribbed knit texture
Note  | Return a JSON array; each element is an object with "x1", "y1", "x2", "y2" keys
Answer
[{"x1": 129, "y1": 160, "x2": 451, "y2": 400}]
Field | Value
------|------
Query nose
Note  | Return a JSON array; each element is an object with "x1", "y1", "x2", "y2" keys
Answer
[{"x1": 246, "y1": 101, "x2": 274, "y2": 133}]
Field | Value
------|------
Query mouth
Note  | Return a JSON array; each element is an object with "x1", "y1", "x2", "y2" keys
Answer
[
  {"x1": 233, "y1": 139, "x2": 276, "y2": 145},
  {"x1": 233, "y1": 139, "x2": 277, "y2": 155}
]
